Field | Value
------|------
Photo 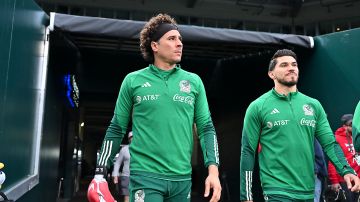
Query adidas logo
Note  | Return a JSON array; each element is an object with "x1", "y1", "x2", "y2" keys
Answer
[
  {"x1": 141, "y1": 82, "x2": 151, "y2": 87},
  {"x1": 270, "y1": 108, "x2": 280, "y2": 114}
]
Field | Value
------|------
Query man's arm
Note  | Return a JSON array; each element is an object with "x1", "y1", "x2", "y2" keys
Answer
[
  {"x1": 96, "y1": 74, "x2": 133, "y2": 171},
  {"x1": 328, "y1": 160, "x2": 342, "y2": 185},
  {"x1": 194, "y1": 76, "x2": 219, "y2": 167},
  {"x1": 204, "y1": 165, "x2": 222, "y2": 202},
  {"x1": 314, "y1": 102, "x2": 360, "y2": 192},
  {"x1": 240, "y1": 102, "x2": 262, "y2": 202},
  {"x1": 314, "y1": 101, "x2": 355, "y2": 177},
  {"x1": 353, "y1": 101, "x2": 360, "y2": 151},
  {"x1": 87, "y1": 75, "x2": 133, "y2": 202},
  {"x1": 112, "y1": 148, "x2": 124, "y2": 184},
  {"x1": 193, "y1": 76, "x2": 221, "y2": 201}
]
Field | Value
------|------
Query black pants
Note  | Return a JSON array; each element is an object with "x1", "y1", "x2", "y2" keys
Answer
[{"x1": 340, "y1": 182, "x2": 360, "y2": 202}]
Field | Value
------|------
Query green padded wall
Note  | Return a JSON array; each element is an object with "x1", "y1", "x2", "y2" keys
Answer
[
  {"x1": 17, "y1": 55, "x2": 65, "y2": 202},
  {"x1": 0, "y1": 0, "x2": 56, "y2": 201},
  {"x1": 301, "y1": 28, "x2": 360, "y2": 130}
]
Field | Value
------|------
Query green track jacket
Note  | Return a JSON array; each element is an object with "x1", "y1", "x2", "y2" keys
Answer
[
  {"x1": 353, "y1": 101, "x2": 360, "y2": 152},
  {"x1": 240, "y1": 89, "x2": 355, "y2": 200},
  {"x1": 97, "y1": 64, "x2": 219, "y2": 180}
]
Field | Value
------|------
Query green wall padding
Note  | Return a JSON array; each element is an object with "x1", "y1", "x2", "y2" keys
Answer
[
  {"x1": 301, "y1": 28, "x2": 360, "y2": 130},
  {"x1": 0, "y1": 0, "x2": 56, "y2": 201}
]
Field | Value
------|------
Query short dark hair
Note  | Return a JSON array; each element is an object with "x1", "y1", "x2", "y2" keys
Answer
[
  {"x1": 341, "y1": 114, "x2": 353, "y2": 126},
  {"x1": 268, "y1": 49, "x2": 297, "y2": 71},
  {"x1": 139, "y1": 13, "x2": 178, "y2": 63}
]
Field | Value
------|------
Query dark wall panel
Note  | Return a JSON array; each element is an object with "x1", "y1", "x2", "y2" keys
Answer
[
  {"x1": 19, "y1": 31, "x2": 81, "y2": 201},
  {"x1": 0, "y1": 0, "x2": 66, "y2": 201},
  {"x1": 0, "y1": 0, "x2": 15, "y2": 122},
  {"x1": 18, "y1": 59, "x2": 65, "y2": 202},
  {"x1": 0, "y1": 0, "x2": 47, "y2": 188}
]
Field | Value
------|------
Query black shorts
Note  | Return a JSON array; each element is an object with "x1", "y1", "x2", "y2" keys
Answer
[{"x1": 118, "y1": 176, "x2": 130, "y2": 196}]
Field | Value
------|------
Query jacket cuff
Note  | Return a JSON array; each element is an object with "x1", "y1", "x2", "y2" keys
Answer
[
  {"x1": 341, "y1": 166, "x2": 356, "y2": 176},
  {"x1": 205, "y1": 162, "x2": 219, "y2": 168},
  {"x1": 95, "y1": 165, "x2": 108, "y2": 176}
]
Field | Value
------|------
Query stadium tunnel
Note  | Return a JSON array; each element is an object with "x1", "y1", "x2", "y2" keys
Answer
[
  {"x1": 3, "y1": 2, "x2": 360, "y2": 201},
  {"x1": 48, "y1": 13, "x2": 314, "y2": 201}
]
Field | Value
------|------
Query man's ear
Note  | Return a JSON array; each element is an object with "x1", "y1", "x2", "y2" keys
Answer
[
  {"x1": 151, "y1": 41, "x2": 158, "y2": 52},
  {"x1": 268, "y1": 71, "x2": 274, "y2": 79}
]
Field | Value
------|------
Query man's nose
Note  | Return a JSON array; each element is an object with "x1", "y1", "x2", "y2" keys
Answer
[
  {"x1": 176, "y1": 39, "x2": 183, "y2": 47},
  {"x1": 288, "y1": 65, "x2": 297, "y2": 71}
]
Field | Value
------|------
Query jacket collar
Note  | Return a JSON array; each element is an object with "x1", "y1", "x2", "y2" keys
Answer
[
  {"x1": 271, "y1": 88, "x2": 299, "y2": 100},
  {"x1": 148, "y1": 64, "x2": 181, "y2": 74}
]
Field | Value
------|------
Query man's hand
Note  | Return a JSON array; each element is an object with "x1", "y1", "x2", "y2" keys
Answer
[
  {"x1": 204, "y1": 165, "x2": 222, "y2": 202},
  {"x1": 331, "y1": 183, "x2": 341, "y2": 192},
  {"x1": 343, "y1": 173, "x2": 360, "y2": 192},
  {"x1": 87, "y1": 174, "x2": 116, "y2": 202},
  {"x1": 112, "y1": 176, "x2": 119, "y2": 184}
]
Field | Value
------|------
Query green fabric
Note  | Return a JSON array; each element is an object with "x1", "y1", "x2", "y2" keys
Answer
[
  {"x1": 240, "y1": 88, "x2": 355, "y2": 201},
  {"x1": 264, "y1": 194, "x2": 314, "y2": 202},
  {"x1": 353, "y1": 101, "x2": 360, "y2": 151},
  {"x1": 130, "y1": 170, "x2": 191, "y2": 181},
  {"x1": 129, "y1": 174, "x2": 191, "y2": 202},
  {"x1": 97, "y1": 64, "x2": 219, "y2": 179}
]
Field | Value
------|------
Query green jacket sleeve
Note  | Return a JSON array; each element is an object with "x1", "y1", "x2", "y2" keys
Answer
[
  {"x1": 353, "y1": 101, "x2": 360, "y2": 152},
  {"x1": 240, "y1": 101, "x2": 262, "y2": 201},
  {"x1": 314, "y1": 101, "x2": 355, "y2": 176},
  {"x1": 97, "y1": 74, "x2": 133, "y2": 168},
  {"x1": 194, "y1": 75, "x2": 219, "y2": 167}
]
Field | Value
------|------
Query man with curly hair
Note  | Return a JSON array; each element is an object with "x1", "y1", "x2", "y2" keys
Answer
[{"x1": 87, "y1": 13, "x2": 221, "y2": 202}]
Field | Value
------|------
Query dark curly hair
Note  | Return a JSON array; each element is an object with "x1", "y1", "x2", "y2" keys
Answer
[
  {"x1": 268, "y1": 49, "x2": 297, "y2": 71},
  {"x1": 139, "y1": 13, "x2": 178, "y2": 63}
]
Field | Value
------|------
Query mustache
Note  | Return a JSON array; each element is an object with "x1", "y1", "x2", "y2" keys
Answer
[{"x1": 286, "y1": 71, "x2": 297, "y2": 76}]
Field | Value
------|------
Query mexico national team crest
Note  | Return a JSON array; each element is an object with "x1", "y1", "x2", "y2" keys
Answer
[
  {"x1": 179, "y1": 80, "x2": 191, "y2": 93},
  {"x1": 303, "y1": 104, "x2": 314, "y2": 116},
  {"x1": 134, "y1": 189, "x2": 145, "y2": 202}
]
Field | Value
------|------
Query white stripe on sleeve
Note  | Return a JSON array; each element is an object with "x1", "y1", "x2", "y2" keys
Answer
[{"x1": 246, "y1": 171, "x2": 253, "y2": 200}]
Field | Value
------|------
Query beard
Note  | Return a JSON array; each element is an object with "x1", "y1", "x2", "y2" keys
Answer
[{"x1": 277, "y1": 77, "x2": 298, "y2": 87}]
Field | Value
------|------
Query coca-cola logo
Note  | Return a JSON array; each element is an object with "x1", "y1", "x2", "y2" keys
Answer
[
  {"x1": 300, "y1": 118, "x2": 316, "y2": 127},
  {"x1": 173, "y1": 94, "x2": 194, "y2": 105}
]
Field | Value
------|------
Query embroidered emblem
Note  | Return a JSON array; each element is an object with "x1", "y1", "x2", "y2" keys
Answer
[
  {"x1": 134, "y1": 189, "x2": 145, "y2": 202},
  {"x1": 303, "y1": 104, "x2": 314, "y2": 116},
  {"x1": 179, "y1": 80, "x2": 191, "y2": 93}
]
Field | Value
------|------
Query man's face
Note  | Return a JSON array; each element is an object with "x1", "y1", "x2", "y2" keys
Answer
[
  {"x1": 152, "y1": 30, "x2": 183, "y2": 64},
  {"x1": 269, "y1": 55, "x2": 299, "y2": 87},
  {"x1": 346, "y1": 122, "x2": 352, "y2": 133}
]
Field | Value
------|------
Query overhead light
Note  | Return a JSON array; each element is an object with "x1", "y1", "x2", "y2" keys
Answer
[{"x1": 80, "y1": 122, "x2": 84, "y2": 127}]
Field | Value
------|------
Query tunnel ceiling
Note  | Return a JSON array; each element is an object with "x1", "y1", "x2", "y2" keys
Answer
[
  {"x1": 50, "y1": 13, "x2": 313, "y2": 135},
  {"x1": 60, "y1": 32, "x2": 290, "y2": 60}
]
